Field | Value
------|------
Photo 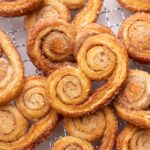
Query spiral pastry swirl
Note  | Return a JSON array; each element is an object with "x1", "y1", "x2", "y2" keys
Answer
[
  {"x1": 47, "y1": 66, "x2": 91, "y2": 113},
  {"x1": 117, "y1": 126, "x2": 150, "y2": 150},
  {"x1": 0, "y1": 80, "x2": 58, "y2": 150},
  {"x1": 73, "y1": 0, "x2": 102, "y2": 30},
  {"x1": 119, "y1": 13, "x2": 150, "y2": 63},
  {"x1": 117, "y1": 0, "x2": 150, "y2": 12},
  {"x1": 0, "y1": 0, "x2": 43, "y2": 17},
  {"x1": 64, "y1": 107, "x2": 118, "y2": 150},
  {"x1": 0, "y1": 30, "x2": 24, "y2": 105},
  {"x1": 60, "y1": 0, "x2": 85, "y2": 9},
  {"x1": 74, "y1": 23, "x2": 114, "y2": 58},
  {"x1": 27, "y1": 17, "x2": 75, "y2": 75},
  {"x1": 77, "y1": 32, "x2": 128, "y2": 81},
  {"x1": 0, "y1": 105, "x2": 28, "y2": 143},
  {"x1": 16, "y1": 76, "x2": 51, "y2": 121},
  {"x1": 47, "y1": 40, "x2": 127, "y2": 117},
  {"x1": 114, "y1": 69, "x2": 150, "y2": 128},
  {"x1": 51, "y1": 136, "x2": 94, "y2": 150},
  {"x1": 25, "y1": 0, "x2": 71, "y2": 33}
]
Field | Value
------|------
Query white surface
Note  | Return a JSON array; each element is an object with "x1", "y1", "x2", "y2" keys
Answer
[{"x1": 0, "y1": 0, "x2": 150, "y2": 149}]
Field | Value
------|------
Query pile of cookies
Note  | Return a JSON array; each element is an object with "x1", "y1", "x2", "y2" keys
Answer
[{"x1": 0, "y1": 0, "x2": 149, "y2": 150}]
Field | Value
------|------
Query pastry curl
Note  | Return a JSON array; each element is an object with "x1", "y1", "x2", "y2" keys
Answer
[
  {"x1": 0, "y1": 75, "x2": 58, "y2": 149},
  {"x1": 60, "y1": 0, "x2": 85, "y2": 9},
  {"x1": 117, "y1": 0, "x2": 150, "y2": 12},
  {"x1": 77, "y1": 33, "x2": 128, "y2": 80},
  {"x1": 0, "y1": 0, "x2": 43, "y2": 17},
  {"x1": 116, "y1": 125, "x2": 150, "y2": 150},
  {"x1": 27, "y1": 17, "x2": 75, "y2": 75},
  {"x1": 16, "y1": 76, "x2": 51, "y2": 121},
  {"x1": 114, "y1": 69, "x2": 150, "y2": 128},
  {"x1": 25, "y1": 0, "x2": 71, "y2": 33},
  {"x1": 0, "y1": 30, "x2": 24, "y2": 106},
  {"x1": 0, "y1": 105, "x2": 28, "y2": 143},
  {"x1": 48, "y1": 66, "x2": 91, "y2": 106},
  {"x1": 119, "y1": 13, "x2": 150, "y2": 63},
  {"x1": 47, "y1": 41, "x2": 127, "y2": 117},
  {"x1": 74, "y1": 23, "x2": 114, "y2": 58},
  {"x1": 64, "y1": 107, "x2": 118, "y2": 150},
  {"x1": 51, "y1": 136, "x2": 94, "y2": 150},
  {"x1": 0, "y1": 108, "x2": 58, "y2": 150},
  {"x1": 73, "y1": 0, "x2": 102, "y2": 30}
]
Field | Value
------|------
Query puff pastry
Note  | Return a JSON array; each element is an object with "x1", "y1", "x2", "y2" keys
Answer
[
  {"x1": 27, "y1": 17, "x2": 75, "y2": 75},
  {"x1": 0, "y1": 30, "x2": 24, "y2": 105},
  {"x1": 119, "y1": 13, "x2": 150, "y2": 63},
  {"x1": 0, "y1": 0, "x2": 43, "y2": 17},
  {"x1": 25, "y1": 0, "x2": 71, "y2": 33},
  {"x1": 0, "y1": 105, "x2": 28, "y2": 143},
  {"x1": 117, "y1": 0, "x2": 150, "y2": 12},
  {"x1": 73, "y1": 0, "x2": 102, "y2": 30},
  {"x1": 116, "y1": 125, "x2": 150, "y2": 150},
  {"x1": 77, "y1": 33, "x2": 128, "y2": 80},
  {"x1": 60, "y1": 0, "x2": 85, "y2": 9},
  {"x1": 64, "y1": 107, "x2": 118, "y2": 150},
  {"x1": 114, "y1": 69, "x2": 150, "y2": 128},
  {"x1": 74, "y1": 23, "x2": 114, "y2": 58},
  {"x1": 0, "y1": 76, "x2": 58, "y2": 149},
  {"x1": 51, "y1": 136, "x2": 94, "y2": 150},
  {"x1": 47, "y1": 37, "x2": 128, "y2": 117},
  {"x1": 16, "y1": 76, "x2": 51, "y2": 121}
]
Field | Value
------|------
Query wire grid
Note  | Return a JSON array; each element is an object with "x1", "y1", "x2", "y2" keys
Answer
[{"x1": 0, "y1": 0, "x2": 150, "y2": 149}]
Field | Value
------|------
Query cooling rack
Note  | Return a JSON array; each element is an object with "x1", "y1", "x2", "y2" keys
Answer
[{"x1": 0, "y1": 0, "x2": 149, "y2": 149}]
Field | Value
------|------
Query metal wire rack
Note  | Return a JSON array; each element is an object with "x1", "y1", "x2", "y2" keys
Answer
[{"x1": 0, "y1": 0, "x2": 150, "y2": 149}]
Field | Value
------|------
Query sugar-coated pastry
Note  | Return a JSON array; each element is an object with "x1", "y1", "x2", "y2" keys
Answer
[
  {"x1": 47, "y1": 33, "x2": 128, "y2": 117},
  {"x1": 74, "y1": 23, "x2": 114, "y2": 58},
  {"x1": 0, "y1": 0, "x2": 43, "y2": 17},
  {"x1": 16, "y1": 76, "x2": 51, "y2": 121},
  {"x1": 64, "y1": 107, "x2": 118, "y2": 150},
  {"x1": 25, "y1": 0, "x2": 71, "y2": 33},
  {"x1": 0, "y1": 105, "x2": 28, "y2": 143},
  {"x1": 27, "y1": 17, "x2": 75, "y2": 75},
  {"x1": 47, "y1": 30, "x2": 128, "y2": 117},
  {"x1": 0, "y1": 82, "x2": 58, "y2": 150},
  {"x1": 0, "y1": 30, "x2": 24, "y2": 105},
  {"x1": 119, "y1": 13, "x2": 150, "y2": 63},
  {"x1": 116, "y1": 125, "x2": 150, "y2": 150},
  {"x1": 114, "y1": 69, "x2": 150, "y2": 128}
]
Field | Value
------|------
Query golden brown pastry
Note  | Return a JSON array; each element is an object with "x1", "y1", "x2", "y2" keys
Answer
[
  {"x1": 114, "y1": 69, "x2": 150, "y2": 128},
  {"x1": 0, "y1": 0, "x2": 43, "y2": 17},
  {"x1": 27, "y1": 17, "x2": 75, "y2": 75},
  {"x1": 0, "y1": 105, "x2": 28, "y2": 143},
  {"x1": 51, "y1": 136, "x2": 94, "y2": 150},
  {"x1": 47, "y1": 36, "x2": 128, "y2": 117},
  {"x1": 60, "y1": 0, "x2": 85, "y2": 9},
  {"x1": 64, "y1": 107, "x2": 118, "y2": 150},
  {"x1": 77, "y1": 33, "x2": 128, "y2": 80},
  {"x1": 74, "y1": 23, "x2": 114, "y2": 58},
  {"x1": 47, "y1": 66, "x2": 91, "y2": 112},
  {"x1": 0, "y1": 106, "x2": 58, "y2": 150},
  {"x1": 116, "y1": 125, "x2": 150, "y2": 150},
  {"x1": 0, "y1": 30, "x2": 24, "y2": 106},
  {"x1": 119, "y1": 13, "x2": 150, "y2": 63},
  {"x1": 73, "y1": 0, "x2": 103, "y2": 30},
  {"x1": 16, "y1": 76, "x2": 50, "y2": 121},
  {"x1": 25, "y1": 0, "x2": 71, "y2": 33},
  {"x1": 0, "y1": 76, "x2": 58, "y2": 150},
  {"x1": 117, "y1": 0, "x2": 150, "y2": 12}
]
